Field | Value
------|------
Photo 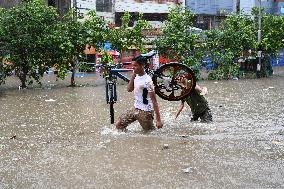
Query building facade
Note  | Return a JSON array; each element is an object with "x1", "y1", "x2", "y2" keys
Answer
[
  {"x1": 72, "y1": 0, "x2": 114, "y2": 22},
  {"x1": 186, "y1": 0, "x2": 284, "y2": 30},
  {"x1": 186, "y1": 0, "x2": 236, "y2": 29},
  {"x1": 74, "y1": 0, "x2": 184, "y2": 26},
  {"x1": 114, "y1": 0, "x2": 183, "y2": 25},
  {"x1": 239, "y1": 0, "x2": 284, "y2": 15}
]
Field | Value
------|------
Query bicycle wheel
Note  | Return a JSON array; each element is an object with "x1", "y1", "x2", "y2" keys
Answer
[
  {"x1": 113, "y1": 82, "x2": 117, "y2": 102},
  {"x1": 152, "y1": 63, "x2": 196, "y2": 101},
  {"x1": 105, "y1": 79, "x2": 109, "y2": 103},
  {"x1": 108, "y1": 82, "x2": 115, "y2": 124}
]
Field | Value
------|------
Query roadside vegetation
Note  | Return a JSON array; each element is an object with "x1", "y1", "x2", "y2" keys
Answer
[{"x1": 0, "y1": 0, "x2": 284, "y2": 87}]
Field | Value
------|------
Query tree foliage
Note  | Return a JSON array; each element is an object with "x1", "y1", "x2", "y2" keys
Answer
[
  {"x1": 205, "y1": 13, "x2": 257, "y2": 79},
  {"x1": 84, "y1": 10, "x2": 108, "y2": 49},
  {"x1": 107, "y1": 12, "x2": 150, "y2": 52},
  {"x1": 155, "y1": 6, "x2": 203, "y2": 71},
  {"x1": 261, "y1": 14, "x2": 284, "y2": 56},
  {"x1": 0, "y1": 0, "x2": 62, "y2": 87},
  {"x1": 53, "y1": 9, "x2": 90, "y2": 86}
]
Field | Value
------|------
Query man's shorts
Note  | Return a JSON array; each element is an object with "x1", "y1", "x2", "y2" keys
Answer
[{"x1": 118, "y1": 108, "x2": 154, "y2": 130}]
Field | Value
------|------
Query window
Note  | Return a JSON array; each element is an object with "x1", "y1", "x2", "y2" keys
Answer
[
  {"x1": 48, "y1": 0, "x2": 56, "y2": 7},
  {"x1": 96, "y1": 0, "x2": 112, "y2": 12}
]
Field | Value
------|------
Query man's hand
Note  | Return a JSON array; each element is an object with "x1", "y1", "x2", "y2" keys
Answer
[
  {"x1": 131, "y1": 73, "x2": 136, "y2": 79},
  {"x1": 156, "y1": 120, "x2": 163, "y2": 129},
  {"x1": 127, "y1": 73, "x2": 136, "y2": 92}
]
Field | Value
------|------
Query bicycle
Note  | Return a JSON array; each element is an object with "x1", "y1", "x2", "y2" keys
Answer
[{"x1": 99, "y1": 51, "x2": 197, "y2": 124}]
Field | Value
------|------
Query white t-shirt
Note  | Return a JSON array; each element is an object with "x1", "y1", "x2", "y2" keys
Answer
[{"x1": 133, "y1": 74, "x2": 155, "y2": 112}]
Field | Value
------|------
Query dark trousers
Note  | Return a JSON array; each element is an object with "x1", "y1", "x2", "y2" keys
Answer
[{"x1": 191, "y1": 108, "x2": 213, "y2": 123}]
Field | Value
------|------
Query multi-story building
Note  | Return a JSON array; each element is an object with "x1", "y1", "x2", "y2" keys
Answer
[
  {"x1": 74, "y1": 0, "x2": 183, "y2": 26},
  {"x1": 73, "y1": 0, "x2": 114, "y2": 22},
  {"x1": 114, "y1": 0, "x2": 183, "y2": 26},
  {"x1": 272, "y1": 0, "x2": 284, "y2": 15},
  {"x1": 240, "y1": 0, "x2": 284, "y2": 15},
  {"x1": 186, "y1": 0, "x2": 236, "y2": 29},
  {"x1": 186, "y1": 0, "x2": 284, "y2": 30}
]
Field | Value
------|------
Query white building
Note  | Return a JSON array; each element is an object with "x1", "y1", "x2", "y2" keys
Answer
[
  {"x1": 72, "y1": 0, "x2": 184, "y2": 27},
  {"x1": 72, "y1": 0, "x2": 115, "y2": 22}
]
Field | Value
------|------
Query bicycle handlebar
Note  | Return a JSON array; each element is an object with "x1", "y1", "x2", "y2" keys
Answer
[
  {"x1": 95, "y1": 62, "x2": 132, "y2": 69},
  {"x1": 140, "y1": 50, "x2": 156, "y2": 58}
]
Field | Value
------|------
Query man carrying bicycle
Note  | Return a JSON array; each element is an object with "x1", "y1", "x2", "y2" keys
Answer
[
  {"x1": 115, "y1": 55, "x2": 163, "y2": 130},
  {"x1": 175, "y1": 76, "x2": 213, "y2": 123}
]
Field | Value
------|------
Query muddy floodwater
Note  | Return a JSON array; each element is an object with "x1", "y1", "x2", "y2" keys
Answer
[{"x1": 0, "y1": 68, "x2": 284, "y2": 189}]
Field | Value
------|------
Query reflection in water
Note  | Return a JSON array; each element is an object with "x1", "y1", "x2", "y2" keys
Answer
[{"x1": 0, "y1": 74, "x2": 284, "y2": 188}]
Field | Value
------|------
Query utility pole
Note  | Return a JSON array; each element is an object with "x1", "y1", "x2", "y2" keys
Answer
[
  {"x1": 70, "y1": 0, "x2": 78, "y2": 87},
  {"x1": 257, "y1": 0, "x2": 262, "y2": 76}
]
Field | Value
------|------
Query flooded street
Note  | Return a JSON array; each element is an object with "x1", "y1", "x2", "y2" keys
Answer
[{"x1": 0, "y1": 69, "x2": 284, "y2": 189}]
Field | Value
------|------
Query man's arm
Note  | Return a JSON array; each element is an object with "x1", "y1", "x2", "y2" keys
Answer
[
  {"x1": 127, "y1": 73, "x2": 136, "y2": 92},
  {"x1": 175, "y1": 101, "x2": 184, "y2": 119},
  {"x1": 149, "y1": 91, "x2": 163, "y2": 129}
]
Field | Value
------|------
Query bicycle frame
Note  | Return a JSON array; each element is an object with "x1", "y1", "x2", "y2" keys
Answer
[{"x1": 100, "y1": 63, "x2": 132, "y2": 124}]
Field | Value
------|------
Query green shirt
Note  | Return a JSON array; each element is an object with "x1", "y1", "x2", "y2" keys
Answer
[{"x1": 183, "y1": 89, "x2": 209, "y2": 115}]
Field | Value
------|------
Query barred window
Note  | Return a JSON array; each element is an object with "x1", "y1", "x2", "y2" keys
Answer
[{"x1": 96, "y1": 0, "x2": 112, "y2": 12}]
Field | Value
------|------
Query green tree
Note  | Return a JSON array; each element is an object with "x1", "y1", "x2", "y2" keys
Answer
[
  {"x1": 206, "y1": 13, "x2": 257, "y2": 79},
  {"x1": 0, "y1": 8, "x2": 9, "y2": 84},
  {"x1": 86, "y1": 11, "x2": 150, "y2": 65},
  {"x1": 206, "y1": 10, "x2": 284, "y2": 80},
  {"x1": 84, "y1": 10, "x2": 108, "y2": 51},
  {"x1": 155, "y1": 6, "x2": 202, "y2": 74},
  {"x1": 102, "y1": 12, "x2": 150, "y2": 58},
  {"x1": 262, "y1": 15, "x2": 284, "y2": 55},
  {"x1": 0, "y1": 0, "x2": 60, "y2": 88},
  {"x1": 258, "y1": 13, "x2": 284, "y2": 76},
  {"x1": 52, "y1": 9, "x2": 89, "y2": 86},
  {"x1": 108, "y1": 12, "x2": 150, "y2": 52}
]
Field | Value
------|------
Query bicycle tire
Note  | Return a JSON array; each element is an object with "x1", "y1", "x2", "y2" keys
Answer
[
  {"x1": 113, "y1": 82, "x2": 117, "y2": 102},
  {"x1": 109, "y1": 85, "x2": 115, "y2": 124},
  {"x1": 152, "y1": 63, "x2": 196, "y2": 101},
  {"x1": 105, "y1": 79, "x2": 109, "y2": 103}
]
